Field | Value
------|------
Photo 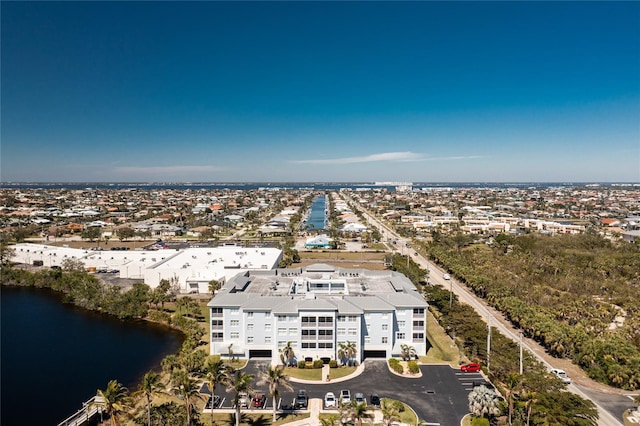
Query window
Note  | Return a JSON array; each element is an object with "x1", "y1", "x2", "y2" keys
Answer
[
  {"x1": 277, "y1": 315, "x2": 287, "y2": 321},
  {"x1": 366, "y1": 323, "x2": 371, "y2": 330},
  {"x1": 319, "y1": 316, "x2": 333, "y2": 324},
  {"x1": 413, "y1": 308, "x2": 425, "y2": 315},
  {"x1": 265, "y1": 324, "x2": 271, "y2": 332},
  {"x1": 278, "y1": 328, "x2": 287, "y2": 335},
  {"x1": 337, "y1": 328, "x2": 346, "y2": 335},
  {"x1": 230, "y1": 308, "x2": 239, "y2": 315},
  {"x1": 230, "y1": 320, "x2": 239, "y2": 327},
  {"x1": 302, "y1": 330, "x2": 316, "y2": 336},
  {"x1": 211, "y1": 308, "x2": 223, "y2": 316},
  {"x1": 301, "y1": 342, "x2": 316, "y2": 349},
  {"x1": 318, "y1": 342, "x2": 333, "y2": 349},
  {"x1": 398, "y1": 321, "x2": 406, "y2": 327},
  {"x1": 413, "y1": 333, "x2": 424, "y2": 342},
  {"x1": 396, "y1": 332, "x2": 406, "y2": 340},
  {"x1": 382, "y1": 324, "x2": 388, "y2": 331},
  {"x1": 265, "y1": 336, "x2": 271, "y2": 343},
  {"x1": 247, "y1": 324, "x2": 254, "y2": 331},
  {"x1": 302, "y1": 316, "x2": 316, "y2": 326},
  {"x1": 212, "y1": 332, "x2": 224, "y2": 342},
  {"x1": 348, "y1": 316, "x2": 357, "y2": 322},
  {"x1": 247, "y1": 311, "x2": 254, "y2": 318},
  {"x1": 211, "y1": 320, "x2": 223, "y2": 329},
  {"x1": 278, "y1": 341, "x2": 287, "y2": 348},
  {"x1": 413, "y1": 320, "x2": 425, "y2": 329},
  {"x1": 382, "y1": 313, "x2": 389, "y2": 319},
  {"x1": 289, "y1": 328, "x2": 298, "y2": 336},
  {"x1": 265, "y1": 312, "x2": 271, "y2": 318},
  {"x1": 364, "y1": 313, "x2": 371, "y2": 320},
  {"x1": 348, "y1": 328, "x2": 357, "y2": 336},
  {"x1": 382, "y1": 337, "x2": 388, "y2": 344},
  {"x1": 230, "y1": 332, "x2": 239, "y2": 339},
  {"x1": 364, "y1": 336, "x2": 371, "y2": 344},
  {"x1": 337, "y1": 315, "x2": 346, "y2": 322},
  {"x1": 247, "y1": 336, "x2": 254, "y2": 343}
]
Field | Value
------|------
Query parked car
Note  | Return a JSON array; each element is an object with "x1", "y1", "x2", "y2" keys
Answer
[
  {"x1": 295, "y1": 389, "x2": 308, "y2": 409},
  {"x1": 369, "y1": 394, "x2": 381, "y2": 407},
  {"x1": 443, "y1": 273, "x2": 451, "y2": 280},
  {"x1": 340, "y1": 389, "x2": 351, "y2": 405},
  {"x1": 324, "y1": 391, "x2": 337, "y2": 408},
  {"x1": 461, "y1": 362, "x2": 481, "y2": 373},
  {"x1": 238, "y1": 392, "x2": 249, "y2": 408},
  {"x1": 550, "y1": 368, "x2": 572, "y2": 384},
  {"x1": 252, "y1": 392, "x2": 266, "y2": 408},
  {"x1": 354, "y1": 392, "x2": 366, "y2": 405}
]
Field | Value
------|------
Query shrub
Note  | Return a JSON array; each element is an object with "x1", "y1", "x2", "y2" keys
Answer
[
  {"x1": 388, "y1": 358, "x2": 404, "y2": 374},
  {"x1": 313, "y1": 359, "x2": 324, "y2": 369},
  {"x1": 297, "y1": 360, "x2": 306, "y2": 369},
  {"x1": 392, "y1": 400, "x2": 405, "y2": 412},
  {"x1": 470, "y1": 416, "x2": 490, "y2": 426},
  {"x1": 408, "y1": 360, "x2": 420, "y2": 374},
  {"x1": 329, "y1": 359, "x2": 338, "y2": 368}
]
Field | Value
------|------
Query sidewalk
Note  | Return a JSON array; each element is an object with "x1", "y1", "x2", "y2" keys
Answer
[{"x1": 289, "y1": 363, "x2": 366, "y2": 385}]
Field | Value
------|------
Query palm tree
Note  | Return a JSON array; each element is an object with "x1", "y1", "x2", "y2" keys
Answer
[
  {"x1": 381, "y1": 399, "x2": 400, "y2": 426},
  {"x1": 228, "y1": 343, "x2": 235, "y2": 362},
  {"x1": 320, "y1": 414, "x2": 340, "y2": 426},
  {"x1": 172, "y1": 372, "x2": 203, "y2": 426},
  {"x1": 352, "y1": 402, "x2": 374, "y2": 426},
  {"x1": 280, "y1": 341, "x2": 295, "y2": 366},
  {"x1": 133, "y1": 371, "x2": 165, "y2": 426},
  {"x1": 203, "y1": 357, "x2": 230, "y2": 425},
  {"x1": 400, "y1": 344, "x2": 416, "y2": 361},
  {"x1": 258, "y1": 365, "x2": 293, "y2": 422},
  {"x1": 96, "y1": 379, "x2": 131, "y2": 426},
  {"x1": 504, "y1": 373, "x2": 522, "y2": 425},
  {"x1": 467, "y1": 385, "x2": 500, "y2": 420},
  {"x1": 338, "y1": 341, "x2": 357, "y2": 366},
  {"x1": 226, "y1": 369, "x2": 255, "y2": 426}
]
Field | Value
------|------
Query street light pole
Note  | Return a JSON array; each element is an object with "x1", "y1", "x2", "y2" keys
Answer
[
  {"x1": 487, "y1": 317, "x2": 491, "y2": 372},
  {"x1": 519, "y1": 331, "x2": 523, "y2": 375}
]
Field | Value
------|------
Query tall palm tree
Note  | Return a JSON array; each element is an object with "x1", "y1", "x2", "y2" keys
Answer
[
  {"x1": 320, "y1": 414, "x2": 340, "y2": 426},
  {"x1": 226, "y1": 369, "x2": 255, "y2": 426},
  {"x1": 504, "y1": 373, "x2": 522, "y2": 425},
  {"x1": 133, "y1": 371, "x2": 165, "y2": 426},
  {"x1": 96, "y1": 379, "x2": 131, "y2": 426},
  {"x1": 400, "y1": 344, "x2": 416, "y2": 361},
  {"x1": 203, "y1": 357, "x2": 230, "y2": 425},
  {"x1": 381, "y1": 399, "x2": 400, "y2": 426},
  {"x1": 258, "y1": 365, "x2": 294, "y2": 422},
  {"x1": 280, "y1": 341, "x2": 295, "y2": 366},
  {"x1": 172, "y1": 372, "x2": 203, "y2": 426}
]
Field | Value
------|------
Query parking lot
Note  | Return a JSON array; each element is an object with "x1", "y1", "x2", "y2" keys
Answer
[{"x1": 202, "y1": 360, "x2": 483, "y2": 425}]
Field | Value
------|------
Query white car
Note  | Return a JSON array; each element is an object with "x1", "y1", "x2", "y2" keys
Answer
[
  {"x1": 550, "y1": 368, "x2": 572, "y2": 384},
  {"x1": 443, "y1": 274, "x2": 451, "y2": 280},
  {"x1": 324, "y1": 392, "x2": 337, "y2": 408}
]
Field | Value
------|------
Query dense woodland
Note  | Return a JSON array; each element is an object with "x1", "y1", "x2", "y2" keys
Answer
[{"x1": 423, "y1": 232, "x2": 640, "y2": 390}]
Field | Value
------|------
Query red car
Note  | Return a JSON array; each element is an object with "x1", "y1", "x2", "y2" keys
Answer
[{"x1": 461, "y1": 362, "x2": 481, "y2": 373}]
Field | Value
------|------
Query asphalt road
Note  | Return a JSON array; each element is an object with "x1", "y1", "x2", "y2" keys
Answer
[
  {"x1": 205, "y1": 360, "x2": 481, "y2": 426},
  {"x1": 347, "y1": 195, "x2": 627, "y2": 426}
]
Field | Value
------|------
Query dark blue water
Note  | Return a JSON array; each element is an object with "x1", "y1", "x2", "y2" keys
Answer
[
  {"x1": 0, "y1": 286, "x2": 183, "y2": 426},
  {"x1": 306, "y1": 196, "x2": 326, "y2": 230}
]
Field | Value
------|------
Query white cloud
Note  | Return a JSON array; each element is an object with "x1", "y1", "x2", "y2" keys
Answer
[
  {"x1": 291, "y1": 151, "x2": 425, "y2": 165},
  {"x1": 291, "y1": 152, "x2": 486, "y2": 165}
]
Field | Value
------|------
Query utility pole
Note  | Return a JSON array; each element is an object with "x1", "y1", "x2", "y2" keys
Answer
[
  {"x1": 519, "y1": 331, "x2": 523, "y2": 375},
  {"x1": 487, "y1": 317, "x2": 491, "y2": 372}
]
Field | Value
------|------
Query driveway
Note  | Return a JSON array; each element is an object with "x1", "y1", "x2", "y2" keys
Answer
[{"x1": 208, "y1": 360, "x2": 476, "y2": 425}]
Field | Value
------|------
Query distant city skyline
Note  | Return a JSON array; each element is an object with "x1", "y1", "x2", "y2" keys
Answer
[{"x1": 1, "y1": 1, "x2": 639, "y2": 183}]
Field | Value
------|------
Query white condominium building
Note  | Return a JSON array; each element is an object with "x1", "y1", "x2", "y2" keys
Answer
[{"x1": 208, "y1": 263, "x2": 428, "y2": 364}]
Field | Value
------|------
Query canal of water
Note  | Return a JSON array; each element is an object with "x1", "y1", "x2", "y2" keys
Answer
[{"x1": 306, "y1": 195, "x2": 326, "y2": 231}]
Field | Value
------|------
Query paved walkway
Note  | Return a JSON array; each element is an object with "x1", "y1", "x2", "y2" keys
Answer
[{"x1": 289, "y1": 363, "x2": 367, "y2": 385}]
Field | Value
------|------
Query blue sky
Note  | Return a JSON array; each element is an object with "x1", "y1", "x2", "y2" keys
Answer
[{"x1": 2, "y1": 1, "x2": 639, "y2": 183}]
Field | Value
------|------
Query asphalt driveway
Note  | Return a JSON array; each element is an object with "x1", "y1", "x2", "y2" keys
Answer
[{"x1": 208, "y1": 360, "x2": 480, "y2": 425}]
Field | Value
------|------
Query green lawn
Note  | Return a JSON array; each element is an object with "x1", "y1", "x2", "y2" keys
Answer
[
  {"x1": 421, "y1": 311, "x2": 460, "y2": 366},
  {"x1": 283, "y1": 367, "x2": 323, "y2": 381},
  {"x1": 381, "y1": 398, "x2": 418, "y2": 425},
  {"x1": 327, "y1": 366, "x2": 357, "y2": 380}
]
